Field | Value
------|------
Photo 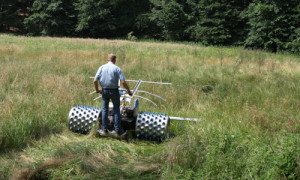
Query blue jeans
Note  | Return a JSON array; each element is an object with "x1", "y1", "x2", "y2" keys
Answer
[{"x1": 101, "y1": 89, "x2": 121, "y2": 131}]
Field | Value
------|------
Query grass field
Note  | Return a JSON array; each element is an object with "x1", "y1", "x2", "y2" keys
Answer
[{"x1": 0, "y1": 34, "x2": 299, "y2": 179}]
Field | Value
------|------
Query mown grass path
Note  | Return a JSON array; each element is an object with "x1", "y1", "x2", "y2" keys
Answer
[{"x1": 0, "y1": 34, "x2": 299, "y2": 179}]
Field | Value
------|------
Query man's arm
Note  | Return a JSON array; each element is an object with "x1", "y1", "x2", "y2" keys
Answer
[
  {"x1": 121, "y1": 80, "x2": 132, "y2": 96},
  {"x1": 94, "y1": 79, "x2": 102, "y2": 93},
  {"x1": 94, "y1": 66, "x2": 102, "y2": 93}
]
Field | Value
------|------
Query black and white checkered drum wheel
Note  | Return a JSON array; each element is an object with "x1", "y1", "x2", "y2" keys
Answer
[
  {"x1": 136, "y1": 111, "x2": 170, "y2": 141},
  {"x1": 68, "y1": 105, "x2": 101, "y2": 134}
]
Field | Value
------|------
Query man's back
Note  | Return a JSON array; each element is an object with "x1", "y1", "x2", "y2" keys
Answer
[{"x1": 95, "y1": 62, "x2": 125, "y2": 89}]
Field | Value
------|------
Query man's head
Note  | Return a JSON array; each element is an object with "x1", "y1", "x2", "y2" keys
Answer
[{"x1": 108, "y1": 53, "x2": 117, "y2": 64}]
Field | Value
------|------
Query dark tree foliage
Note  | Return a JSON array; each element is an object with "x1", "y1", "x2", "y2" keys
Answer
[
  {"x1": 75, "y1": 0, "x2": 112, "y2": 37},
  {"x1": 138, "y1": 0, "x2": 188, "y2": 41},
  {"x1": 24, "y1": 0, "x2": 76, "y2": 36},
  {"x1": 286, "y1": 27, "x2": 300, "y2": 54},
  {"x1": 1, "y1": 0, "x2": 299, "y2": 53},
  {"x1": 75, "y1": 0, "x2": 150, "y2": 38},
  {"x1": 245, "y1": 0, "x2": 300, "y2": 52},
  {"x1": 113, "y1": 0, "x2": 150, "y2": 37},
  {"x1": 186, "y1": 0, "x2": 251, "y2": 46},
  {"x1": 287, "y1": 4, "x2": 300, "y2": 54},
  {"x1": 0, "y1": 0, "x2": 34, "y2": 32}
]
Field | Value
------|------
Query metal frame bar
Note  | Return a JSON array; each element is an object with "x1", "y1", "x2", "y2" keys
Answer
[
  {"x1": 131, "y1": 79, "x2": 142, "y2": 97},
  {"x1": 169, "y1": 116, "x2": 201, "y2": 122},
  {"x1": 90, "y1": 77, "x2": 172, "y2": 85},
  {"x1": 136, "y1": 90, "x2": 166, "y2": 102},
  {"x1": 127, "y1": 80, "x2": 172, "y2": 85},
  {"x1": 93, "y1": 95, "x2": 102, "y2": 101},
  {"x1": 133, "y1": 95, "x2": 157, "y2": 106},
  {"x1": 89, "y1": 91, "x2": 97, "y2": 95}
]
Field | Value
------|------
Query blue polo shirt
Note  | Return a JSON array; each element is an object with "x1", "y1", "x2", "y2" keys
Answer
[{"x1": 95, "y1": 62, "x2": 125, "y2": 89}]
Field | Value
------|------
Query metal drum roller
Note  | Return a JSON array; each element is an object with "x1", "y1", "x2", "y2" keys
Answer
[
  {"x1": 68, "y1": 105, "x2": 101, "y2": 134},
  {"x1": 136, "y1": 111, "x2": 170, "y2": 141}
]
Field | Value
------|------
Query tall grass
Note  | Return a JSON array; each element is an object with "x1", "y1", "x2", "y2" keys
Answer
[{"x1": 0, "y1": 34, "x2": 299, "y2": 179}]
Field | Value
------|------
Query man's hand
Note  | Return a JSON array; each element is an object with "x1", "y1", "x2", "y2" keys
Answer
[
  {"x1": 96, "y1": 89, "x2": 102, "y2": 94},
  {"x1": 121, "y1": 80, "x2": 132, "y2": 96},
  {"x1": 128, "y1": 90, "x2": 133, "y2": 96},
  {"x1": 94, "y1": 79, "x2": 102, "y2": 94}
]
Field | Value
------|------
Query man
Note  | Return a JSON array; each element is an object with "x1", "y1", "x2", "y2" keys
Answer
[{"x1": 94, "y1": 54, "x2": 132, "y2": 137}]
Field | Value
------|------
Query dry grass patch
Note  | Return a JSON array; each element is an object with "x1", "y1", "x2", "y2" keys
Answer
[{"x1": 16, "y1": 157, "x2": 71, "y2": 180}]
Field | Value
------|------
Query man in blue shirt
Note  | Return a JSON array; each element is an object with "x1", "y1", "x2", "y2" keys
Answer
[{"x1": 94, "y1": 54, "x2": 132, "y2": 137}]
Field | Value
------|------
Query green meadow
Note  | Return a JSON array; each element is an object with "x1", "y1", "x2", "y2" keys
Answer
[{"x1": 0, "y1": 34, "x2": 299, "y2": 179}]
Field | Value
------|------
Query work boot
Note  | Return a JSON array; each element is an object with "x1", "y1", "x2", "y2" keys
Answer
[
  {"x1": 98, "y1": 129, "x2": 109, "y2": 136},
  {"x1": 109, "y1": 129, "x2": 127, "y2": 137}
]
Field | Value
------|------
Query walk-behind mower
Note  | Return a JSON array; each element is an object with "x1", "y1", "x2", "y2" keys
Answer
[{"x1": 68, "y1": 79, "x2": 199, "y2": 141}]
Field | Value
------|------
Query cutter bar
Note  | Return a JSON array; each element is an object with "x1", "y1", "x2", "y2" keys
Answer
[{"x1": 169, "y1": 116, "x2": 200, "y2": 122}]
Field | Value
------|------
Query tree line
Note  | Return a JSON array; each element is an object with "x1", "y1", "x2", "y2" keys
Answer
[{"x1": 1, "y1": 0, "x2": 299, "y2": 53}]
